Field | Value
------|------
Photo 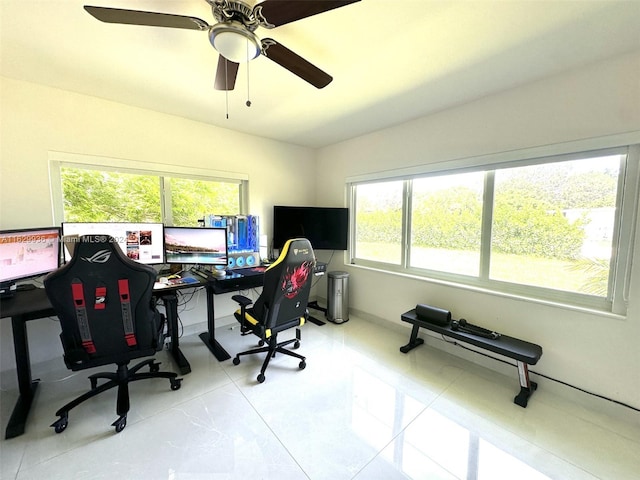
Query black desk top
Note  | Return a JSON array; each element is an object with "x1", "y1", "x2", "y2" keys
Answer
[
  {"x1": 0, "y1": 288, "x2": 56, "y2": 320},
  {"x1": 401, "y1": 309, "x2": 543, "y2": 365},
  {"x1": 210, "y1": 272, "x2": 264, "y2": 294}
]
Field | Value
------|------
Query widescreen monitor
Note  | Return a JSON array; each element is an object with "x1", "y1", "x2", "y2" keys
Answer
[
  {"x1": 0, "y1": 227, "x2": 61, "y2": 288},
  {"x1": 273, "y1": 206, "x2": 349, "y2": 250},
  {"x1": 164, "y1": 226, "x2": 228, "y2": 266},
  {"x1": 62, "y1": 222, "x2": 165, "y2": 264}
]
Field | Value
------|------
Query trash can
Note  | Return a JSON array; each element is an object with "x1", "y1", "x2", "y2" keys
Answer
[{"x1": 326, "y1": 271, "x2": 349, "y2": 324}]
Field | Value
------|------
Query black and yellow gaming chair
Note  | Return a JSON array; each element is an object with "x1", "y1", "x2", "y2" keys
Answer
[
  {"x1": 231, "y1": 238, "x2": 315, "y2": 383},
  {"x1": 44, "y1": 235, "x2": 182, "y2": 434}
]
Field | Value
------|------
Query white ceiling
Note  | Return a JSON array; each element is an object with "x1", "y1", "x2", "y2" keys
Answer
[{"x1": 2, "y1": 1, "x2": 640, "y2": 148}]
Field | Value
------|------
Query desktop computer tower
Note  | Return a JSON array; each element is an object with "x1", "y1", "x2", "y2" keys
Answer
[{"x1": 203, "y1": 214, "x2": 260, "y2": 269}]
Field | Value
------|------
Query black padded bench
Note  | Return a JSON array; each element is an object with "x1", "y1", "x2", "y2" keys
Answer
[{"x1": 400, "y1": 308, "x2": 543, "y2": 407}]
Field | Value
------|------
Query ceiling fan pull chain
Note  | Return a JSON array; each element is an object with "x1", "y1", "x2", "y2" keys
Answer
[
  {"x1": 225, "y1": 59, "x2": 230, "y2": 119},
  {"x1": 246, "y1": 38, "x2": 252, "y2": 107}
]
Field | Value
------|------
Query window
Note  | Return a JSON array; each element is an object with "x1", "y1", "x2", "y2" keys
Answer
[
  {"x1": 50, "y1": 154, "x2": 247, "y2": 227},
  {"x1": 354, "y1": 180, "x2": 404, "y2": 264},
  {"x1": 349, "y1": 145, "x2": 639, "y2": 314},
  {"x1": 410, "y1": 172, "x2": 484, "y2": 276}
]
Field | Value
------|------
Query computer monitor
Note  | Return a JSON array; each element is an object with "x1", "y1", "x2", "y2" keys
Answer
[
  {"x1": 61, "y1": 222, "x2": 165, "y2": 264},
  {"x1": 0, "y1": 227, "x2": 61, "y2": 294},
  {"x1": 164, "y1": 226, "x2": 228, "y2": 267}
]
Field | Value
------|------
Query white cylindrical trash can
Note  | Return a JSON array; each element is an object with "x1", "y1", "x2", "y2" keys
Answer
[{"x1": 326, "y1": 271, "x2": 349, "y2": 324}]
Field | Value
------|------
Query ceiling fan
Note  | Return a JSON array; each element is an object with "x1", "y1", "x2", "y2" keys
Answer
[{"x1": 84, "y1": 0, "x2": 361, "y2": 91}]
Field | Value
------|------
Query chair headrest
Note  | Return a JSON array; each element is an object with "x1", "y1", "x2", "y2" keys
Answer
[
  {"x1": 72, "y1": 235, "x2": 123, "y2": 265},
  {"x1": 280, "y1": 238, "x2": 314, "y2": 262}
]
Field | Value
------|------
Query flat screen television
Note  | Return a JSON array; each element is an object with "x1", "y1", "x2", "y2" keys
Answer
[
  {"x1": 62, "y1": 222, "x2": 165, "y2": 264},
  {"x1": 0, "y1": 227, "x2": 61, "y2": 292},
  {"x1": 273, "y1": 206, "x2": 349, "y2": 250},
  {"x1": 164, "y1": 226, "x2": 228, "y2": 266}
]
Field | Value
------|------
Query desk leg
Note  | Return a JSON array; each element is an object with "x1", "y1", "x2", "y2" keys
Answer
[
  {"x1": 306, "y1": 301, "x2": 326, "y2": 326},
  {"x1": 5, "y1": 315, "x2": 39, "y2": 439},
  {"x1": 198, "y1": 284, "x2": 231, "y2": 361},
  {"x1": 514, "y1": 360, "x2": 537, "y2": 408},
  {"x1": 162, "y1": 293, "x2": 191, "y2": 375}
]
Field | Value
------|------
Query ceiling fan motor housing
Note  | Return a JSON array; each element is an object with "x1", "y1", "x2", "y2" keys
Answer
[
  {"x1": 209, "y1": 0, "x2": 262, "y2": 62},
  {"x1": 211, "y1": 0, "x2": 259, "y2": 29}
]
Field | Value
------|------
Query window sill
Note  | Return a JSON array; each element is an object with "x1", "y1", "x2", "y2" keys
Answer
[{"x1": 348, "y1": 263, "x2": 627, "y2": 321}]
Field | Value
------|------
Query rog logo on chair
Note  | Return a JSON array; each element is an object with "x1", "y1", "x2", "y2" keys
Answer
[
  {"x1": 81, "y1": 250, "x2": 112, "y2": 264},
  {"x1": 83, "y1": 0, "x2": 361, "y2": 91}
]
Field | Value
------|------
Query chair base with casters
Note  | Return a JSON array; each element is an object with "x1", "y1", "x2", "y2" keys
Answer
[
  {"x1": 232, "y1": 327, "x2": 306, "y2": 383},
  {"x1": 51, "y1": 358, "x2": 182, "y2": 434}
]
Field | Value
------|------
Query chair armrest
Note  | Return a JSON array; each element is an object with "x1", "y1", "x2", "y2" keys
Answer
[
  {"x1": 232, "y1": 295, "x2": 253, "y2": 335},
  {"x1": 232, "y1": 295, "x2": 253, "y2": 307}
]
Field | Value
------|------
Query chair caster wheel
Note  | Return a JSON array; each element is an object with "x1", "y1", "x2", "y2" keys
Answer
[
  {"x1": 233, "y1": 357, "x2": 240, "y2": 365},
  {"x1": 258, "y1": 340, "x2": 265, "y2": 347},
  {"x1": 90, "y1": 378, "x2": 98, "y2": 389},
  {"x1": 51, "y1": 415, "x2": 68, "y2": 434},
  {"x1": 150, "y1": 362, "x2": 160, "y2": 373},
  {"x1": 257, "y1": 373, "x2": 265, "y2": 383},
  {"x1": 170, "y1": 378, "x2": 182, "y2": 390},
  {"x1": 112, "y1": 415, "x2": 127, "y2": 433},
  {"x1": 293, "y1": 340, "x2": 300, "y2": 349},
  {"x1": 299, "y1": 360, "x2": 306, "y2": 370}
]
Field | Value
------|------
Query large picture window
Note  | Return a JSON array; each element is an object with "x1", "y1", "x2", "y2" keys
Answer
[
  {"x1": 50, "y1": 154, "x2": 247, "y2": 227},
  {"x1": 349, "y1": 145, "x2": 639, "y2": 314}
]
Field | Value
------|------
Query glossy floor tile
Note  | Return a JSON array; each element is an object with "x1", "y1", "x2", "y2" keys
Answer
[{"x1": 1, "y1": 314, "x2": 639, "y2": 479}]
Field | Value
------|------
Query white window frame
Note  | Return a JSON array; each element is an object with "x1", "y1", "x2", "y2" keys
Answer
[
  {"x1": 49, "y1": 151, "x2": 249, "y2": 226},
  {"x1": 347, "y1": 134, "x2": 640, "y2": 316}
]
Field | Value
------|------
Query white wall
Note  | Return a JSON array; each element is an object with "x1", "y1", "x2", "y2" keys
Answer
[
  {"x1": 315, "y1": 51, "x2": 640, "y2": 410},
  {"x1": 0, "y1": 77, "x2": 316, "y2": 373}
]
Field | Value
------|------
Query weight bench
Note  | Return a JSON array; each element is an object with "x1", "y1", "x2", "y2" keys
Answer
[{"x1": 400, "y1": 308, "x2": 543, "y2": 407}]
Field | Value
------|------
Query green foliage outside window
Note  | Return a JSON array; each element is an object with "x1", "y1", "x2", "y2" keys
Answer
[
  {"x1": 353, "y1": 157, "x2": 620, "y2": 298},
  {"x1": 61, "y1": 168, "x2": 161, "y2": 222},
  {"x1": 60, "y1": 167, "x2": 241, "y2": 227},
  {"x1": 170, "y1": 177, "x2": 239, "y2": 226}
]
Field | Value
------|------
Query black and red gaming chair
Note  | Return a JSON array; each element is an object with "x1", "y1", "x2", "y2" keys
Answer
[
  {"x1": 44, "y1": 235, "x2": 181, "y2": 434},
  {"x1": 232, "y1": 238, "x2": 315, "y2": 383}
]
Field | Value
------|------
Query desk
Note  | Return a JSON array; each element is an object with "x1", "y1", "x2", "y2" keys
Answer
[
  {"x1": 199, "y1": 272, "x2": 264, "y2": 361},
  {"x1": 1, "y1": 280, "x2": 204, "y2": 439},
  {"x1": 0, "y1": 288, "x2": 56, "y2": 439}
]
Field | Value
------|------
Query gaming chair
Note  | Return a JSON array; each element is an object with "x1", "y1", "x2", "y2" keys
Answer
[
  {"x1": 44, "y1": 235, "x2": 181, "y2": 433},
  {"x1": 231, "y1": 238, "x2": 315, "y2": 383}
]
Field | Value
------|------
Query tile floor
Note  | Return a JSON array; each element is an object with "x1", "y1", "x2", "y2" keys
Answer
[{"x1": 1, "y1": 314, "x2": 639, "y2": 479}]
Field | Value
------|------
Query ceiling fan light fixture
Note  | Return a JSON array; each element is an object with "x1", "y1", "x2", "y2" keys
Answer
[{"x1": 209, "y1": 21, "x2": 260, "y2": 63}]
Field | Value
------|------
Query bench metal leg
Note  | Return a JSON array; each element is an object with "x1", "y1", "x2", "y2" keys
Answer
[
  {"x1": 514, "y1": 360, "x2": 537, "y2": 408},
  {"x1": 400, "y1": 324, "x2": 424, "y2": 353}
]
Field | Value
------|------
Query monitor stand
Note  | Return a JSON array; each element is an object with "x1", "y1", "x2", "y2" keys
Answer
[
  {"x1": 0, "y1": 280, "x2": 16, "y2": 298},
  {"x1": 169, "y1": 264, "x2": 184, "y2": 275}
]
